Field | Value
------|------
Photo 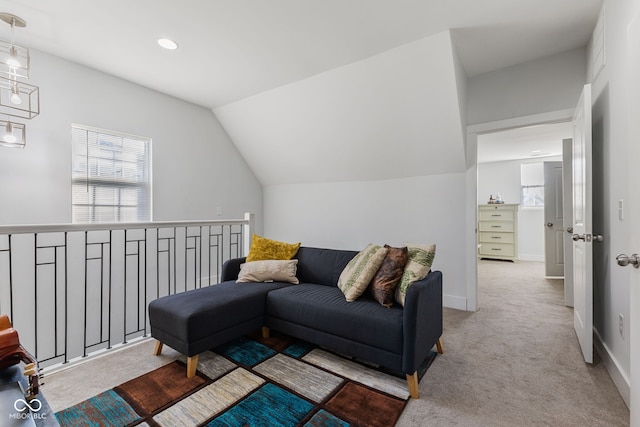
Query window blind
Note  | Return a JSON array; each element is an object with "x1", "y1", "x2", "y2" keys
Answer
[
  {"x1": 520, "y1": 162, "x2": 544, "y2": 207},
  {"x1": 72, "y1": 124, "x2": 151, "y2": 223}
]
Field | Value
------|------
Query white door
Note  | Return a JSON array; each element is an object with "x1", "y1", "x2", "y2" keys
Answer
[
  {"x1": 626, "y1": 13, "x2": 640, "y2": 425},
  {"x1": 572, "y1": 84, "x2": 593, "y2": 364},
  {"x1": 544, "y1": 161, "x2": 564, "y2": 277},
  {"x1": 562, "y1": 139, "x2": 574, "y2": 307}
]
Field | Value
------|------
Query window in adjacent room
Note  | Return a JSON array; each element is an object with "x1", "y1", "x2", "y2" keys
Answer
[
  {"x1": 72, "y1": 124, "x2": 151, "y2": 223},
  {"x1": 520, "y1": 162, "x2": 544, "y2": 207}
]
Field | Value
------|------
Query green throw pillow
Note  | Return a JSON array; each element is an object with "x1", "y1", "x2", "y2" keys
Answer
[
  {"x1": 395, "y1": 243, "x2": 436, "y2": 306},
  {"x1": 338, "y1": 244, "x2": 389, "y2": 302}
]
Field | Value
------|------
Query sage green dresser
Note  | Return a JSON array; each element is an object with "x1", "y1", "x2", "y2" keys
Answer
[{"x1": 478, "y1": 203, "x2": 519, "y2": 261}]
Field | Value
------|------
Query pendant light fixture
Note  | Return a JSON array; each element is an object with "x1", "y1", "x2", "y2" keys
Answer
[
  {"x1": 0, "y1": 12, "x2": 38, "y2": 148},
  {"x1": 0, "y1": 76, "x2": 39, "y2": 118},
  {"x1": 0, "y1": 13, "x2": 29, "y2": 78},
  {"x1": 10, "y1": 80, "x2": 21, "y2": 104},
  {"x1": 0, "y1": 118, "x2": 25, "y2": 148}
]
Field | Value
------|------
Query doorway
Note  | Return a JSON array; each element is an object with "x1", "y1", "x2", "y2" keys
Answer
[
  {"x1": 477, "y1": 124, "x2": 570, "y2": 262},
  {"x1": 465, "y1": 109, "x2": 575, "y2": 311}
]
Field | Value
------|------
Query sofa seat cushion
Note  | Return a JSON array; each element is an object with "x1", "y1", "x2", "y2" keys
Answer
[
  {"x1": 266, "y1": 284, "x2": 403, "y2": 353},
  {"x1": 149, "y1": 281, "x2": 292, "y2": 343}
]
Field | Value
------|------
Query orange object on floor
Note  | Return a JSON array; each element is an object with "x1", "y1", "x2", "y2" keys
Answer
[{"x1": 0, "y1": 314, "x2": 40, "y2": 399}]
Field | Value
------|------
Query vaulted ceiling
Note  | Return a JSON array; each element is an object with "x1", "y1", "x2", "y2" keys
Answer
[{"x1": 3, "y1": 0, "x2": 602, "y2": 185}]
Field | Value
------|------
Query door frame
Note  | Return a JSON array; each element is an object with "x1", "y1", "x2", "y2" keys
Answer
[
  {"x1": 562, "y1": 138, "x2": 574, "y2": 307},
  {"x1": 466, "y1": 108, "x2": 574, "y2": 311},
  {"x1": 627, "y1": 11, "x2": 640, "y2": 423}
]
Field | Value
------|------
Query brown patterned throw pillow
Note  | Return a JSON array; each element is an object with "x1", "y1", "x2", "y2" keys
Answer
[{"x1": 369, "y1": 245, "x2": 409, "y2": 307}]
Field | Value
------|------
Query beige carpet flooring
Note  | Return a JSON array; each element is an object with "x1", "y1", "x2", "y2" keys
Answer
[
  {"x1": 43, "y1": 260, "x2": 630, "y2": 426},
  {"x1": 397, "y1": 260, "x2": 629, "y2": 426}
]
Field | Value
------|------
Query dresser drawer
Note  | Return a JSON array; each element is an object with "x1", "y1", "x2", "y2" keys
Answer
[
  {"x1": 478, "y1": 243, "x2": 515, "y2": 257},
  {"x1": 479, "y1": 208, "x2": 515, "y2": 221},
  {"x1": 478, "y1": 221, "x2": 514, "y2": 233},
  {"x1": 479, "y1": 232, "x2": 515, "y2": 244}
]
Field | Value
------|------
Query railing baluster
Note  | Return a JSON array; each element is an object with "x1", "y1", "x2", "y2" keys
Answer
[
  {"x1": 64, "y1": 232, "x2": 68, "y2": 364},
  {"x1": 144, "y1": 228, "x2": 148, "y2": 337},
  {"x1": 9, "y1": 234, "x2": 14, "y2": 321},
  {"x1": 100, "y1": 242, "x2": 104, "y2": 345},
  {"x1": 124, "y1": 229, "x2": 128, "y2": 344},
  {"x1": 54, "y1": 240, "x2": 58, "y2": 359},
  {"x1": 108, "y1": 230, "x2": 112, "y2": 349},
  {"x1": 34, "y1": 233, "x2": 39, "y2": 360},
  {"x1": 83, "y1": 231, "x2": 88, "y2": 357}
]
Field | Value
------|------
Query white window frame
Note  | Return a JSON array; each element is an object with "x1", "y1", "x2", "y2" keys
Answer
[{"x1": 72, "y1": 124, "x2": 152, "y2": 223}]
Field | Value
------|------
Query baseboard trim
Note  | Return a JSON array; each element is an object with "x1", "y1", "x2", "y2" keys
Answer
[
  {"x1": 518, "y1": 254, "x2": 545, "y2": 262},
  {"x1": 593, "y1": 329, "x2": 630, "y2": 409},
  {"x1": 444, "y1": 294, "x2": 468, "y2": 311}
]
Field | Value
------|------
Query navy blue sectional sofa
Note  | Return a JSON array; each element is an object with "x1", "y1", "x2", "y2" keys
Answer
[{"x1": 149, "y1": 246, "x2": 443, "y2": 399}]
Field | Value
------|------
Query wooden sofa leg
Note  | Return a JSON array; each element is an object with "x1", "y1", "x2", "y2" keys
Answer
[
  {"x1": 262, "y1": 326, "x2": 270, "y2": 339},
  {"x1": 187, "y1": 355, "x2": 199, "y2": 378},
  {"x1": 153, "y1": 340, "x2": 163, "y2": 356},
  {"x1": 436, "y1": 337, "x2": 444, "y2": 354},
  {"x1": 406, "y1": 372, "x2": 420, "y2": 399}
]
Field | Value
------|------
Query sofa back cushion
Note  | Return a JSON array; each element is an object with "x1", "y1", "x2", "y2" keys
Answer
[{"x1": 295, "y1": 247, "x2": 359, "y2": 287}]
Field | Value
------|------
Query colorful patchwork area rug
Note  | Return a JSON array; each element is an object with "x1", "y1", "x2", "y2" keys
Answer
[{"x1": 55, "y1": 332, "x2": 436, "y2": 427}]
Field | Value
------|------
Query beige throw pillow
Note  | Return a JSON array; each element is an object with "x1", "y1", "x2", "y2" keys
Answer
[
  {"x1": 236, "y1": 260, "x2": 299, "y2": 284},
  {"x1": 395, "y1": 243, "x2": 436, "y2": 306},
  {"x1": 338, "y1": 244, "x2": 388, "y2": 302}
]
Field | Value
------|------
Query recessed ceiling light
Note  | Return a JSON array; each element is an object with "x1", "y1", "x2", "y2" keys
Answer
[
  {"x1": 530, "y1": 149, "x2": 542, "y2": 154},
  {"x1": 157, "y1": 38, "x2": 178, "y2": 50}
]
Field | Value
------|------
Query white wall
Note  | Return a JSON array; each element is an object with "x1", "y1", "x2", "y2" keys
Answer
[
  {"x1": 467, "y1": 48, "x2": 587, "y2": 126},
  {"x1": 214, "y1": 31, "x2": 467, "y2": 186},
  {"x1": 264, "y1": 173, "x2": 469, "y2": 310},
  {"x1": 586, "y1": 0, "x2": 640, "y2": 405},
  {"x1": 0, "y1": 50, "x2": 263, "y2": 229},
  {"x1": 477, "y1": 156, "x2": 562, "y2": 262}
]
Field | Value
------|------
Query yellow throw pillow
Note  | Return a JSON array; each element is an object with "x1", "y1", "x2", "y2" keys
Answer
[{"x1": 245, "y1": 234, "x2": 301, "y2": 262}]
